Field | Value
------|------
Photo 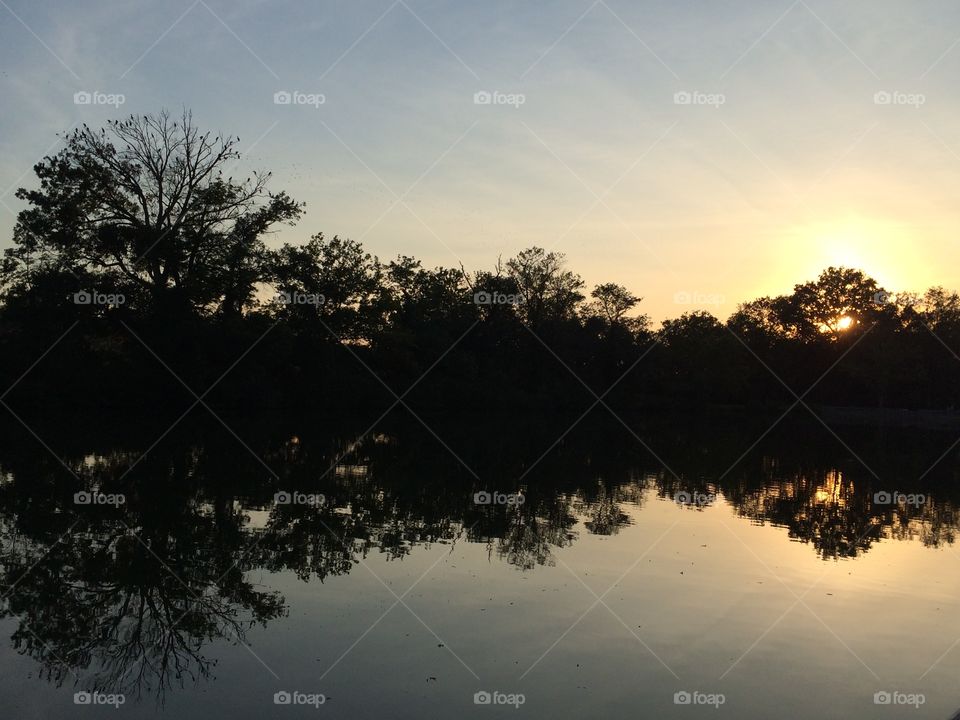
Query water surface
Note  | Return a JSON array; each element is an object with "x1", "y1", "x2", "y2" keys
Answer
[{"x1": 0, "y1": 410, "x2": 957, "y2": 718}]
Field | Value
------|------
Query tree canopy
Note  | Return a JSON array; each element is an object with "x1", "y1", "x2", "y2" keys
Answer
[
  {"x1": 5, "y1": 111, "x2": 302, "y2": 318},
  {"x1": 2, "y1": 111, "x2": 959, "y2": 413}
]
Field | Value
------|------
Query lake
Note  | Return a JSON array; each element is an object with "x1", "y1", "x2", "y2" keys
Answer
[{"x1": 0, "y1": 408, "x2": 957, "y2": 718}]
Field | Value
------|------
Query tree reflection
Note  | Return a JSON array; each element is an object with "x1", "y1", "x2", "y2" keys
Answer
[
  {"x1": 0, "y1": 412, "x2": 957, "y2": 702},
  {"x1": 487, "y1": 498, "x2": 578, "y2": 571},
  {"x1": 0, "y1": 477, "x2": 287, "y2": 701},
  {"x1": 721, "y1": 466, "x2": 959, "y2": 560}
]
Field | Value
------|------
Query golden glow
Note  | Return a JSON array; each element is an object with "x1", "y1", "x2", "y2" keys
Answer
[
  {"x1": 837, "y1": 316, "x2": 854, "y2": 330},
  {"x1": 813, "y1": 470, "x2": 849, "y2": 507},
  {"x1": 768, "y1": 215, "x2": 936, "y2": 298}
]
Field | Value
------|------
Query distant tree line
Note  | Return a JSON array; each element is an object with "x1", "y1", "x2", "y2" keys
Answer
[{"x1": 1, "y1": 111, "x2": 958, "y2": 411}]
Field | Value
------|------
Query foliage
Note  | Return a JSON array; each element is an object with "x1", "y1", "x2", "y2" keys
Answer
[{"x1": 2, "y1": 112, "x2": 959, "y2": 411}]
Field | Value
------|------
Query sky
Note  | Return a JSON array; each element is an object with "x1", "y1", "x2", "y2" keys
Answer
[{"x1": 2, "y1": 0, "x2": 960, "y2": 322}]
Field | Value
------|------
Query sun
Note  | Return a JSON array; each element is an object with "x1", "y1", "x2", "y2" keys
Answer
[
  {"x1": 837, "y1": 315, "x2": 854, "y2": 331},
  {"x1": 779, "y1": 215, "x2": 934, "y2": 296}
]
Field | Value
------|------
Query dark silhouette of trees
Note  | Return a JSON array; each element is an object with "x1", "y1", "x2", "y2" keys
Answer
[
  {"x1": 505, "y1": 246, "x2": 584, "y2": 326},
  {"x1": 788, "y1": 267, "x2": 884, "y2": 340},
  {"x1": 2, "y1": 111, "x2": 960, "y2": 414},
  {"x1": 5, "y1": 110, "x2": 301, "y2": 319},
  {"x1": 269, "y1": 233, "x2": 382, "y2": 340},
  {"x1": 585, "y1": 282, "x2": 645, "y2": 330}
]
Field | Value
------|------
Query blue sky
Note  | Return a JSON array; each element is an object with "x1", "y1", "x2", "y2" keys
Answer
[{"x1": 2, "y1": 0, "x2": 960, "y2": 320}]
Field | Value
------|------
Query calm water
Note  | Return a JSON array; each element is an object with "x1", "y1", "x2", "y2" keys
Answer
[{"x1": 0, "y1": 410, "x2": 958, "y2": 718}]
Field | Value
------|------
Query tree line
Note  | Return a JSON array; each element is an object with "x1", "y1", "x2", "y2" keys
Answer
[{"x1": 1, "y1": 111, "x2": 958, "y2": 411}]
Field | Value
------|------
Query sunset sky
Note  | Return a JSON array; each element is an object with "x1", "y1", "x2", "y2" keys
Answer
[{"x1": 2, "y1": 0, "x2": 959, "y2": 321}]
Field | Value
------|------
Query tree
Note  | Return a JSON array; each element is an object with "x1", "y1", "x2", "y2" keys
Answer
[
  {"x1": 505, "y1": 247, "x2": 584, "y2": 326},
  {"x1": 786, "y1": 267, "x2": 885, "y2": 341},
  {"x1": 727, "y1": 296, "x2": 795, "y2": 345},
  {"x1": 269, "y1": 233, "x2": 383, "y2": 342},
  {"x1": 585, "y1": 282, "x2": 648, "y2": 331},
  {"x1": 589, "y1": 283, "x2": 637, "y2": 323},
  {"x1": 911, "y1": 287, "x2": 960, "y2": 407},
  {"x1": 658, "y1": 311, "x2": 743, "y2": 402},
  {"x1": 917, "y1": 287, "x2": 960, "y2": 332},
  {"x1": 4, "y1": 110, "x2": 302, "y2": 317},
  {"x1": 383, "y1": 256, "x2": 471, "y2": 326}
]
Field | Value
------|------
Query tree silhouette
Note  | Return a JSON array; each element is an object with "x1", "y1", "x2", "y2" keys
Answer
[
  {"x1": 506, "y1": 246, "x2": 585, "y2": 326},
  {"x1": 2, "y1": 111, "x2": 960, "y2": 414},
  {"x1": 782, "y1": 266, "x2": 885, "y2": 341},
  {"x1": 4, "y1": 110, "x2": 301, "y2": 318}
]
